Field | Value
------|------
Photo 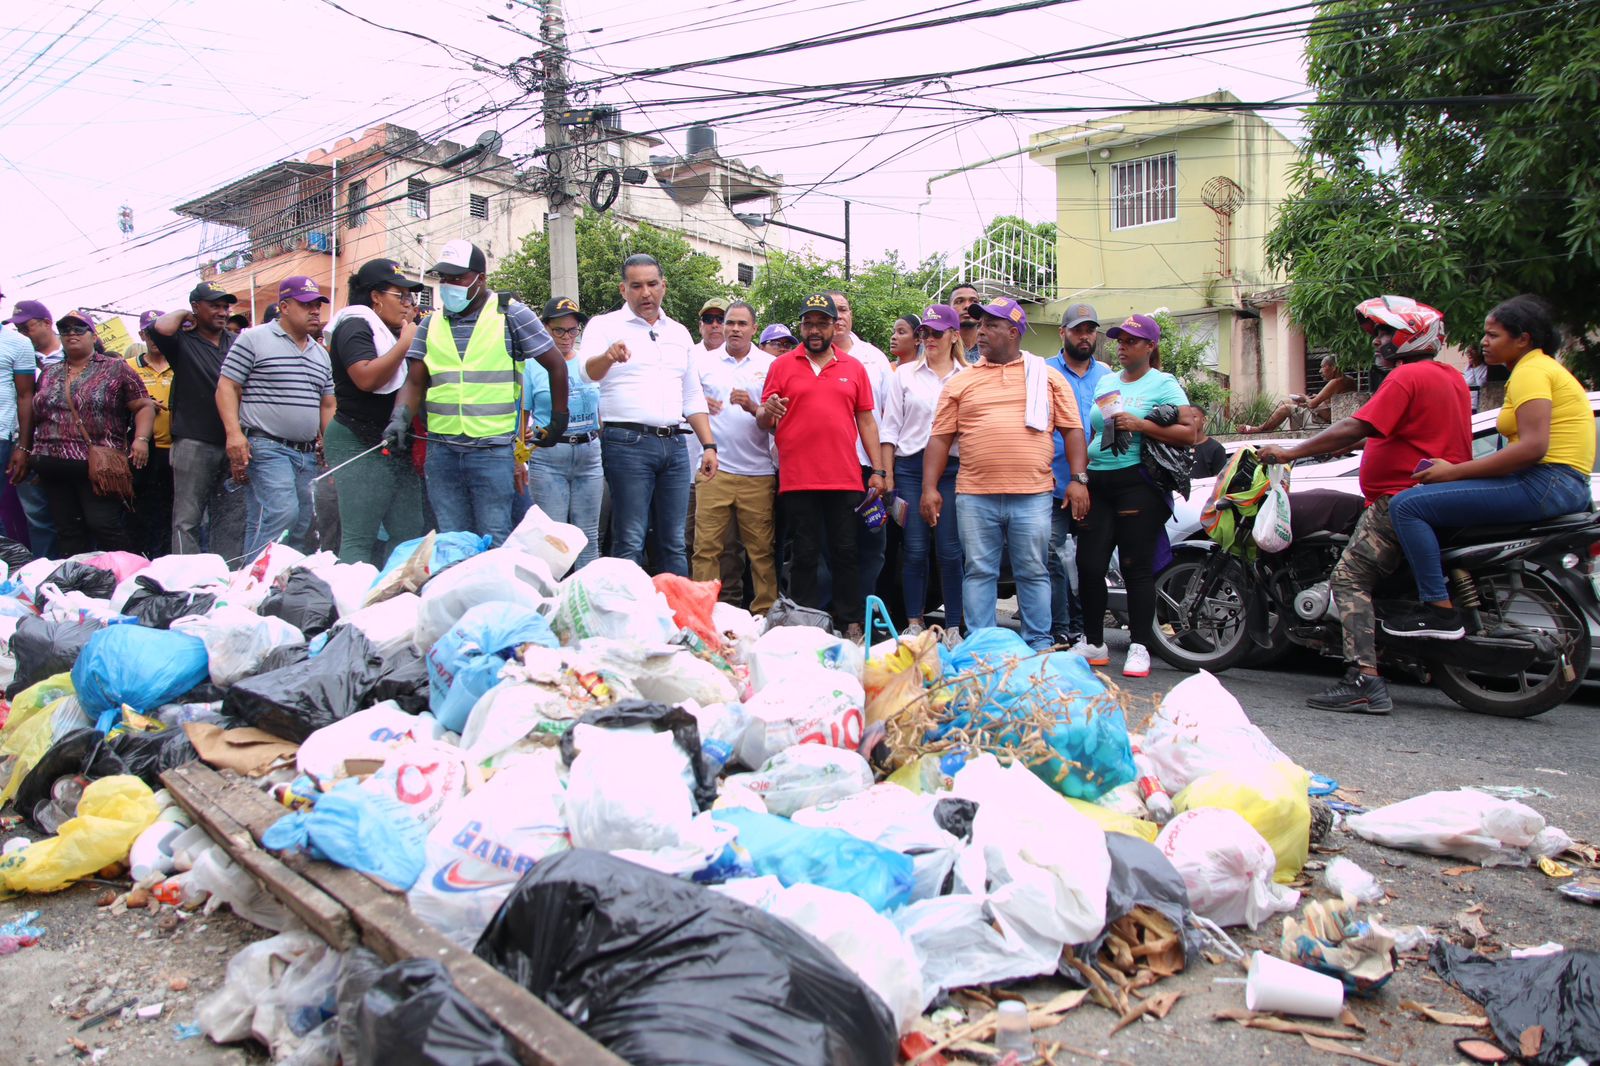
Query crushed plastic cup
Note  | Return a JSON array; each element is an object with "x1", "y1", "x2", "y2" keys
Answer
[{"x1": 1245, "y1": 950, "x2": 1344, "y2": 1018}]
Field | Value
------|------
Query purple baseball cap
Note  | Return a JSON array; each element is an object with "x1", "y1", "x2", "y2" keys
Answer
[
  {"x1": 970, "y1": 297, "x2": 1029, "y2": 333},
  {"x1": 55, "y1": 308, "x2": 95, "y2": 330},
  {"x1": 6, "y1": 300, "x2": 51, "y2": 327},
  {"x1": 759, "y1": 323, "x2": 797, "y2": 344},
  {"x1": 279, "y1": 276, "x2": 330, "y2": 304},
  {"x1": 1106, "y1": 313, "x2": 1161, "y2": 344},
  {"x1": 917, "y1": 303, "x2": 962, "y2": 334},
  {"x1": 139, "y1": 310, "x2": 162, "y2": 331}
]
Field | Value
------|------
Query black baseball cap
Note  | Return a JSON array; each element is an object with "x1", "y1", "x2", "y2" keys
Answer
[
  {"x1": 428, "y1": 239, "x2": 487, "y2": 276},
  {"x1": 541, "y1": 296, "x2": 588, "y2": 325},
  {"x1": 798, "y1": 292, "x2": 839, "y2": 320},
  {"x1": 189, "y1": 281, "x2": 238, "y2": 305},
  {"x1": 354, "y1": 258, "x2": 424, "y2": 292}
]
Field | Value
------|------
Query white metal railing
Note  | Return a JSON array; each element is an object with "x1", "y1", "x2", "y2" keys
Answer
[{"x1": 930, "y1": 222, "x2": 1056, "y2": 303}]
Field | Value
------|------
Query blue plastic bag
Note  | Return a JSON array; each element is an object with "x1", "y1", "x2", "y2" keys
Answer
[
  {"x1": 939, "y1": 627, "x2": 1135, "y2": 801},
  {"x1": 371, "y1": 531, "x2": 492, "y2": 590},
  {"x1": 425, "y1": 603, "x2": 558, "y2": 731},
  {"x1": 712, "y1": 807, "x2": 914, "y2": 912},
  {"x1": 70, "y1": 625, "x2": 210, "y2": 717},
  {"x1": 262, "y1": 783, "x2": 426, "y2": 889}
]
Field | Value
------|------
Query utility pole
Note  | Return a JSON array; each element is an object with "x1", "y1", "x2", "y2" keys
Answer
[{"x1": 542, "y1": 0, "x2": 579, "y2": 299}]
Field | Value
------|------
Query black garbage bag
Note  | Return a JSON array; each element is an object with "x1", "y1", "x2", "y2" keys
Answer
[
  {"x1": 1430, "y1": 943, "x2": 1600, "y2": 1065},
  {"x1": 346, "y1": 956, "x2": 518, "y2": 1066},
  {"x1": 36, "y1": 560, "x2": 118, "y2": 604},
  {"x1": 7, "y1": 615, "x2": 103, "y2": 698},
  {"x1": 0, "y1": 536, "x2": 33, "y2": 570},
  {"x1": 1065, "y1": 833, "x2": 1195, "y2": 985},
  {"x1": 474, "y1": 850, "x2": 897, "y2": 1066},
  {"x1": 224, "y1": 626, "x2": 389, "y2": 742},
  {"x1": 258, "y1": 568, "x2": 339, "y2": 639},
  {"x1": 368, "y1": 641, "x2": 428, "y2": 714},
  {"x1": 558, "y1": 700, "x2": 716, "y2": 810},
  {"x1": 13, "y1": 728, "x2": 127, "y2": 832},
  {"x1": 122, "y1": 576, "x2": 217, "y2": 629},
  {"x1": 762, "y1": 595, "x2": 835, "y2": 634},
  {"x1": 109, "y1": 727, "x2": 198, "y2": 787}
]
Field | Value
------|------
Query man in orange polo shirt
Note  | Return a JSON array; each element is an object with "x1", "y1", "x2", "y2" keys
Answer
[
  {"x1": 922, "y1": 298, "x2": 1087, "y2": 650},
  {"x1": 759, "y1": 292, "x2": 886, "y2": 639}
]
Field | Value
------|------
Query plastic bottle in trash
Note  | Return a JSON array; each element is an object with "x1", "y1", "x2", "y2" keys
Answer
[
  {"x1": 1131, "y1": 750, "x2": 1175, "y2": 824},
  {"x1": 993, "y1": 1000, "x2": 1037, "y2": 1063}
]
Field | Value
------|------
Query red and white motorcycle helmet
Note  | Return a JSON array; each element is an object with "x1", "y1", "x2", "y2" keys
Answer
[{"x1": 1354, "y1": 295, "x2": 1445, "y2": 356}]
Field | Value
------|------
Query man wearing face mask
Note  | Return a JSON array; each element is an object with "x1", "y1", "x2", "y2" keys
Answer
[{"x1": 394, "y1": 240, "x2": 568, "y2": 547}]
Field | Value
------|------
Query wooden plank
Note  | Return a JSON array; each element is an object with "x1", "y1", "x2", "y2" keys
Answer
[
  {"x1": 162, "y1": 764, "x2": 355, "y2": 949},
  {"x1": 164, "y1": 763, "x2": 625, "y2": 1066}
]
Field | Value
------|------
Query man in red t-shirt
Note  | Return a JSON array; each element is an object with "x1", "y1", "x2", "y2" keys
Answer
[
  {"x1": 1258, "y1": 296, "x2": 1469, "y2": 714},
  {"x1": 759, "y1": 292, "x2": 886, "y2": 638}
]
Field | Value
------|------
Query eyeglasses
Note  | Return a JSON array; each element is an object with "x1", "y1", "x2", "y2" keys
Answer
[
  {"x1": 379, "y1": 289, "x2": 416, "y2": 305},
  {"x1": 58, "y1": 325, "x2": 91, "y2": 336},
  {"x1": 700, "y1": 313, "x2": 725, "y2": 324},
  {"x1": 548, "y1": 326, "x2": 580, "y2": 337}
]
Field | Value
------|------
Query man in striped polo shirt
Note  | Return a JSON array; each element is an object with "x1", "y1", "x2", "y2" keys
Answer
[{"x1": 217, "y1": 276, "x2": 335, "y2": 559}]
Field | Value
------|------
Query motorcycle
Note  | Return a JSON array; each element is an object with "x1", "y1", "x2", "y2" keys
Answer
[{"x1": 1149, "y1": 485, "x2": 1600, "y2": 718}]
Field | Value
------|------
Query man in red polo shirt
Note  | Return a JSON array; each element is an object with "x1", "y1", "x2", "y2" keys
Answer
[{"x1": 759, "y1": 292, "x2": 887, "y2": 638}]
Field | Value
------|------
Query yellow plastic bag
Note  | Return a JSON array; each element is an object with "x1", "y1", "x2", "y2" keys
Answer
[
  {"x1": 0, "y1": 775, "x2": 160, "y2": 895},
  {"x1": 1174, "y1": 760, "x2": 1310, "y2": 883},
  {"x1": 0, "y1": 673, "x2": 78, "y2": 806},
  {"x1": 1066, "y1": 797, "x2": 1160, "y2": 843},
  {"x1": 863, "y1": 630, "x2": 942, "y2": 726}
]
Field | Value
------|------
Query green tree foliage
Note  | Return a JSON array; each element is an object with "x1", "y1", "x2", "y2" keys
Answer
[
  {"x1": 957, "y1": 215, "x2": 1058, "y2": 301},
  {"x1": 1108, "y1": 309, "x2": 1227, "y2": 416},
  {"x1": 1265, "y1": 1, "x2": 1600, "y2": 374},
  {"x1": 745, "y1": 249, "x2": 947, "y2": 349},
  {"x1": 489, "y1": 210, "x2": 731, "y2": 327}
]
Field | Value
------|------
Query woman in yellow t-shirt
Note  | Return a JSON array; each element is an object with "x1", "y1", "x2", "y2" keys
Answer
[{"x1": 1384, "y1": 295, "x2": 1594, "y2": 639}]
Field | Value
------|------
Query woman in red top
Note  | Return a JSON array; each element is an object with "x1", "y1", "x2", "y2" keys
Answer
[{"x1": 13, "y1": 310, "x2": 154, "y2": 556}]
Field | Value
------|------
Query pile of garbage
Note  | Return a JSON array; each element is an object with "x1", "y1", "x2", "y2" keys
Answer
[{"x1": 0, "y1": 512, "x2": 1590, "y2": 1066}]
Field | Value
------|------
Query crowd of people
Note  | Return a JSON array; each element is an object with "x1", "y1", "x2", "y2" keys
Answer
[{"x1": 8, "y1": 241, "x2": 1582, "y2": 692}]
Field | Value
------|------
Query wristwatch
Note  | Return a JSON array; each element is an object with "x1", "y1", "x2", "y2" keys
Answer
[
  {"x1": 1072, "y1": 472, "x2": 1089, "y2": 485},
  {"x1": 703, "y1": 443, "x2": 718, "y2": 450},
  {"x1": 871, "y1": 468, "x2": 887, "y2": 478}
]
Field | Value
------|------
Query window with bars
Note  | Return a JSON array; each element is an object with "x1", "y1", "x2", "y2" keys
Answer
[
  {"x1": 417, "y1": 287, "x2": 434, "y2": 311},
  {"x1": 469, "y1": 193, "x2": 489, "y2": 221},
  {"x1": 1110, "y1": 152, "x2": 1177, "y2": 230},
  {"x1": 736, "y1": 263, "x2": 754, "y2": 285},
  {"x1": 347, "y1": 179, "x2": 367, "y2": 228},
  {"x1": 407, "y1": 178, "x2": 429, "y2": 219}
]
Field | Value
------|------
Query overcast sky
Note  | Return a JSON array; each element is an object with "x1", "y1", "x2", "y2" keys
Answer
[{"x1": 1, "y1": 0, "x2": 1310, "y2": 330}]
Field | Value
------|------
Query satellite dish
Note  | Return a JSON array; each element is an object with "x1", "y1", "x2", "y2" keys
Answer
[{"x1": 476, "y1": 130, "x2": 503, "y2": 156}]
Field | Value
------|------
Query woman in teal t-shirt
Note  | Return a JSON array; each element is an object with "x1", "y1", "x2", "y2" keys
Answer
[{"x1": 1072, "y1": 313, "x2": 1194, "y2": 679}]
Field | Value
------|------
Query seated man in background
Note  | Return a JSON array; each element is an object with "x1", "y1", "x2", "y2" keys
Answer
[{"x1": 1240, "y1": 355, "x2": 1353, "y2": 434}]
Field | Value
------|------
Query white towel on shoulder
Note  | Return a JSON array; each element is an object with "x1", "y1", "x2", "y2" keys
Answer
[
  {"x1": 1023, "y1": 353, "x2": 1050, "y2": 432},
  {"x1": 327, "y1": 304, "x2": 407, "y2": 394}
]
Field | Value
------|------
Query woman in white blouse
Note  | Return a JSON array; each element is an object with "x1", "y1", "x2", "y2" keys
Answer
[{"x1": 879, "y1": 304, "x2": 966, "y2": 638}]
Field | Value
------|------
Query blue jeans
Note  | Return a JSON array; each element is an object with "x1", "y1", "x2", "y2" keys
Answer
[
  {"x1": 957, "y1": 491, "x2": 1053, "y2": 649},
  {"x1": 601, "y1": 427, "x2": 691, "y2": 575},
  {"x1": 1049, "y1": 503, "x2": 1084, "y2": 639},
  {"x1": 243, "y1": 437, "x2": 317, "y2": 558},
  {"x1": 1390, "y1": 464, "x2": 1593, "y2": 602},
  {"x1": 14, "y1": 456, "x2": 55, "y2": 559},
  {"x1": 895, "y1": 454, "x2": 963, "y2": 628},
  {"x1": 530, "y1": 438, "x2": 604, "y2": 571},
  {"x1": 425, "y1": 439, "x2": 516, "y2": 547}
]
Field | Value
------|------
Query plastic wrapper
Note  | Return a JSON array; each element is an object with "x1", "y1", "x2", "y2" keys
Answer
[
  {"x1": 426, "y1": 602, "x2": 559, "y2": 732},
  {"x1": 1175, "y1": 760, "x2": 1310, "y2": 882},
  {"x1": 1155, "y1": 807, "x2": 1300, "y2": 929},
  {"x1": 8, "y1": 616, "x2": 102, "y2": 699},
  {"x1": 726, "y1": 746, "x2": 873, "y2": 818},
  {"x1": 1346, "y1": 788, "x2": 1552, "y2": 866},
  {"x1": 0, "y1": 775, "x2": 160, "y2": 894},
  {"x1": 71, "y1": 624, "x2": 211, "y2": 717},
  {"x1": 1430, "y1": 942, "x2": 1600, "y2": 1066},
  {"x1": 473, "y1": 849, "x2": 896, "y2": 1066},
  {"x1": 415, "y1": 548, "x2": 558, "y2": 650},
  {"x1": 173, "y1": 605, "x2": 307, "y2": 689},
  {"x1": 348, "y1": 957, "x2": 519, "y2": 1066},
  {"x1": 712, "y1": 807, "x2": 914, "y2": 912},
  {"x1": 550, "y1": 557, "x2": 676, "y2": 645},
  {"x1": 1280, "y1": 897, "x2": 1396, "y2": 996},
  {"x1": 121, "y1": 576, "x2": 217, "y2": 629},
  {"x1": 37, "y1": 560, "x2": 117, "y2": 604},
  {"x1": 225, "y1": 627, "x2": 391, "y2": 743},
  {"x1": 651, "y1": 574, "x2": 722, "y2": 648},
  {"x1": 558, "y1": 698, "x2": 718, "y2": 811},
  {"x1": 407, "y1": 749, "x2": 570, "y2": 947},
  {"x1": 262, "y1": 782, "x2": 427, "y2": 890},
  {"x1": 258, "y1": 568, "x2": 340, "y2": 639}
]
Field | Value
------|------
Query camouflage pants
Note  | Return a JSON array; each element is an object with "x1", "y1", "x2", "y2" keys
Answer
[{"x1": 1331, "y1": 496, "x2": 1403, "y2": 671}]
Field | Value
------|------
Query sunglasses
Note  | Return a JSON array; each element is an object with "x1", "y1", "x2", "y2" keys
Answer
[
  {"x1": 58, "y1": 325, "x2": 91, "y2": 336},
  {"x1": 700, "y1": 312, "x2": 725, "y2": 324}
]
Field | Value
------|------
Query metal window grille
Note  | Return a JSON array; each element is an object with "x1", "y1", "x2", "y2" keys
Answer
[
  {"x1": 737, "y1": 263, "x2": 754, "y2": 284},
  {"x1": 417, "y1": 287, "x2": 434, "y2": 311},
  {"x1": 347, "y1": 179, "x2": 367, "y2": 228},
  {"x1": 1111, "y1": 152, "x2": 1177, "y2": 230},
  {"x1": 469, "y1": 193, "x2": 489, "y2": 221},
  {"x1": 407, "y1": 178, "x2": 429, "y2": 219}
]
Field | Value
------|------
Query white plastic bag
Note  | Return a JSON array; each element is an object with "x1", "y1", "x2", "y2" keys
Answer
[
  {"x1": 1155, "y1": 808, "x2": 1300, "y2": 928},
  {"x1": 1324, "y1": 856, "x2": 1384, "y2": 904},
  {"x1": 37, "y1": 585, "x2": 126, "y2": 624},
  {"x1": 893, "y1": 895, "x2": 1061, "y2": 1008},
  {"x1": 186, "y1": 845, "x2": 295, "y2": 930},
  {"x1": 565, "y1": 726, "x2": 695, "y2": 851},
  {"x1": 458, "y1": 663, "x2": 583, "y2": 767},
  {"x1": 506, "y1": 504, "x2": 587, "y2": 579},
  {"x1": 1252, "y1": 462, "x2": 1293, "y2": 554},
  {"x1": 725, "y1": 745, "x2": 873, "y2": 817},
  {"x1": 747, "y1": 625, "x2": 865, "y2": 690},
  {"x1": 110, "y1": 553, "x2": 230, "y2": 611},
  {"x1": 224, "y1": 543, "x2": 307, "y2": 610},
  {"x1": 711, "y1": 602, "x2": 763, "y2": 663},
  {"x1": 333, "y1": 593, "x2": 420, "y2": 658},
  {"x1": 197, "y1": 930, "x2": 326, "y2": 1044},
  {"x1": 300, "y1": 558, "x2": 379, "y2": 618},
  {"x1": 173, "y1": 605, "x2": 307, "y2": 688},
  {"x1": 736, "y1": 664, "x2": 866, "y2": 768},
  {"x1": 14, "y1": 557, "x2": 59, "y2": 601},
  {"x1": 413, "y1": 548, "x2": 557, "y2": 649},
  {"x1": 550, "y1": 558, "x2": 677, "y2": 644},
  {"x1": 360, "y1": 739, "x2": 469, "y2": 829},
  {"x1": 1345, "y1": 789, "x2": 1549, "y2": 866},
  {"x1": 407, "y1": 749, "x2": 569, "y2": 947},
  {"x1": 792, "y1": 783, "x2": 964, "y2": 901},
  {"x1": 572, "y1": 638, "x2": 737, "y2": 706},
  {"x1": 295, "y1": 702, "x2": 446, "y2": 782},
  {"x1": 1142, "y1": 670, "x2": 1293, "y2": 793}
]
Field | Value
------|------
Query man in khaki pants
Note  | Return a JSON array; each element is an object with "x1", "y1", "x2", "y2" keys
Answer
[{"x1": 693, "y1": 300, "x2": 778, "y2": 612}]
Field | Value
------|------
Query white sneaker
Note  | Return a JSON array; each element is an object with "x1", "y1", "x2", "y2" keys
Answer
[
  {"x1": 1123, "y1": 642, "x2": 1151, "y2": 678},
  {"x1": 1070, "y1": 639, "x2": 1110, "y2": 666},
  {"x1": 942, "y1": 625, "x2": 963, "y2": 650}
]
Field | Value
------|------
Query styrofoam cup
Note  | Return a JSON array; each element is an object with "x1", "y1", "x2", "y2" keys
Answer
[{"x1": 1245, "y1": 950, "x2": 1344, "y2": 1018}]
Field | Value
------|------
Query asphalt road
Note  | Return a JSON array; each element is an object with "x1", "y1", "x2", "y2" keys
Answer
[{"x1": 1008, "y1": 632, "x2": 1600, "y2": 1066}]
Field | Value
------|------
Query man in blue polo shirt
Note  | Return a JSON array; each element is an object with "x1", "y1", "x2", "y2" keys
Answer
[{"x1": 1045, "y1": 303, "x2": 1110, "y2": 645}]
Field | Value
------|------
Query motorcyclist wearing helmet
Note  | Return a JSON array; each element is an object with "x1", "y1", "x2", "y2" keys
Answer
[{"x1": 1257, "y1": 296, "x2": 1471, "y2": 713}]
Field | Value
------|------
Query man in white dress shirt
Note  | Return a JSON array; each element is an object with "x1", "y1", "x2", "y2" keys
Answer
[
  {"x1": 828, "y1": 289, "x2": 894, "y2": 600},
  {"x1": 579, "y1": 253, "x2": 718, "y2": 575}
]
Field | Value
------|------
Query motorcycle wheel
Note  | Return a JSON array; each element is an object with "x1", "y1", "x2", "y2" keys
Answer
[
  {"x1": 1430, "y1": 570, "x2": 1592, "y2": 718},
  {"x1": 1150, "y1": 551, "x2": 1255, "y2": 672}
]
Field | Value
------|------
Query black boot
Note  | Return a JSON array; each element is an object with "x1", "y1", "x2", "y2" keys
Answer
[{"x1": 1306, "y1": 667, "x2": 1394, "y2": 715}]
